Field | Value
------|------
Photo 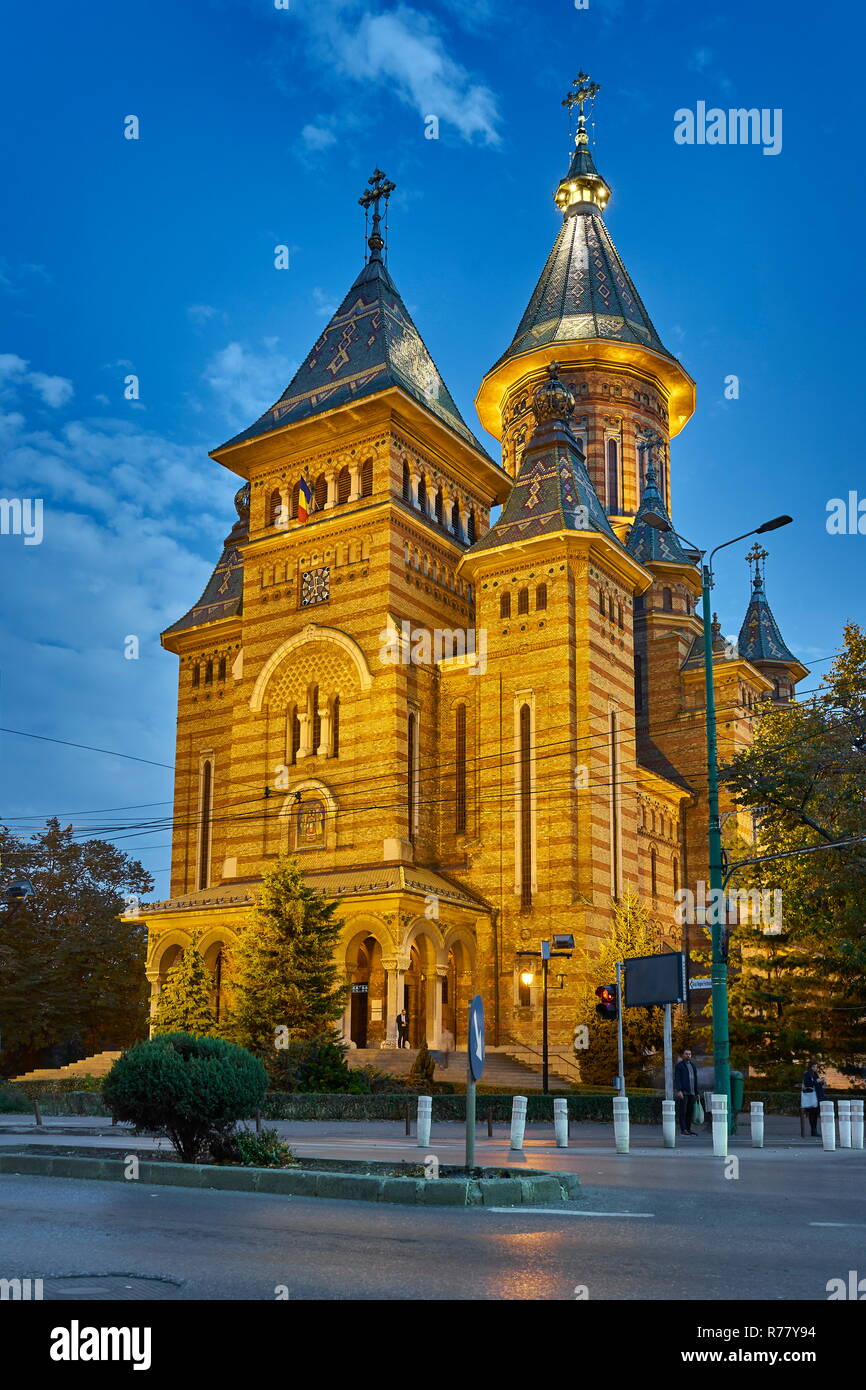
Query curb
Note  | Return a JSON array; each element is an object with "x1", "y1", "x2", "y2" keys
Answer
[{"x1": 0, "y1": 1150, "x2": 580, "y2": 1206}]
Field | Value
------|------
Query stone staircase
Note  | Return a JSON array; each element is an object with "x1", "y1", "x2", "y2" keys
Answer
[
  {"x1": 347, "y1": 1046, "x2": 572, "y2": 1090},
  {"x1": 8, "y1": 1051, "x2": 122, "y2": 1084}
]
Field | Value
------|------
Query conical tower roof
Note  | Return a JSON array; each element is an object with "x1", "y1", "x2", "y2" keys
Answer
[
  {"x1": 217, "y1": 178, "x2": 489, "y2": 458},
  {"x1": 163, "y1": 484, "x2": 249, "y2": 639},
  {"x1": 466, "y1": 365, "x2": 623, "y2": 555},
  {"x1": 737, "y1": 548, "x2": 800, "y2": 666},
  {"x1": 626, "y1": 457, "x2": 696, "y2": 567}
]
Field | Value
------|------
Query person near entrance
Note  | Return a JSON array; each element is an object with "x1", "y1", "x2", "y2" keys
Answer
[
  {"x1": 675, "y1": 1048, "x2": 700, "y2": 1135},
  {"x1": 396, "y1": 1009, "x2": 409, "y2": 1048},
  {"x1": 800, "y1": 1060, "x2": 824, "y2": 1137}
]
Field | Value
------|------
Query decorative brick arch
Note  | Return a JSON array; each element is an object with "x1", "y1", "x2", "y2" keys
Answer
[{"x1": 249, "y1": 624, "x2": 374, "y2": 712}]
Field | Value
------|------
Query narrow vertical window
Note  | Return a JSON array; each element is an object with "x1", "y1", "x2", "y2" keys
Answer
[
  {"x1": 651, "y1": 848, "x2": 658, "y2": 899},
  {"x1": 662, "y1": 587, "x2": 673, "y2": 611},
  {"x1": 452, "y1": 497, "x2": 461, "y2": 537},
  {"x1": 407, "y1": 712, "x2": 417, "y2": 844},
  {"x1": 634, "y1": 653, "x2": 643, "y2": 714},
  {"x1": 290, "y1": 706, "x2": 301, "y2": 765},
  {"x1": 467, "y1": 509, "x2": 477, "y2": 543},
  {"x1": 192, "y1": 664, "x2": 200, "y2": 688},
  {"x1": 290, "y1": 480, "x2": 301, "y2": 519},
  {"x1": 402, "y1": 461, "x2": 411, "y2": 501},
  {"x1": 435, "y1": 488, "x2": 444, "y2": 526},
  {"x1": 311, "y1": 685, "x2": 321, "y2": 753},
  {"x1": 517, "y1": 587, "x2": 529, "y2": 615},
  {"x1": 360, "y1": 458, "x2": 373, "y2": 496},
  {"x1": 500, "y1": 591, "x2": 511, "y2": 619},
  {"x1": 535, "y1": 583, "x2": 547, "y2": 611},
  {"x1": 205, "y1": 660, "x2": 213, "y2": 685},
  {"x1": 519, "y1": 704, "x2": 532, "y2": 909},
  {"x1": 269, "y1": 488, "x2": 283, "y2": 527},
  {"x1": 198, "y1": 760, "x2": 213, "y2": 891},
  {"x1": 218, "y1": 656, "x2": 227, "y2": 681},
  {"x1": 599, "y1": 589, "x2": 605, "y2": 616},
  {"x1": 314, "y1": 474, "x2": 327, "y2": 510},
  {"x1": 332, "y1": 696, "x2": 340, "y2": 758},
  {"x1": 609, "y1": 711, "x2": 620, "y2": 897},
  {"x1": 337, "y1": 467, "x2": 351, "y2": 504},
  {"x1": 455, "y1": 704, "x2": 467, "y2": 834},
  {"x1": 606, "y1": 438, "x2": 620, "y2": 512},
  {"x1": 417, "y1": 474, "x2": 427, "y2": 514},
  {"x1": 673, "y1": 856, "x2": 679, "y2": 897}
]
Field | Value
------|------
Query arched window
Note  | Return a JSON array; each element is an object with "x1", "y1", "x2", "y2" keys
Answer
[
  {"x1": 192, "y1": 664, "x2": 200, "y2": 688},
  {"x1": 519, "y1": 703, "x2": 532, "y2": 909},
  {"x1": 198, "y1": 760, "x2": 213, "y2": 891},
  {"x1": 360, "y1": 458, "x2": 373, "y2": 496},
  {"x1": 332, "y1": 696, "x2": 340, "y2": 758},
  {"x1": 417, "y1": 474, "x2": 427, "y2": 514},
  {"x1": 218, "y1": 656, "x2": 227, "y2": 681},
  {"x1": 673, "y1": 856, "x2": 679, "y2": 897},
  {"x1": 337, "y1": 467, "x2": 351, "y2": 505},
  {"x1": 535, "y1": 583, "x2": 548, "y2": 611},
  {"x1": 606, "y1": 438, "x2": 620, "y2": 512},
  {"x1": 311, "y1": 685, "x2": 321, "y2": 754},
  {"x1": 290, "y1": 706, "x2": 301, "y2": 765},
  {"x1": 599, "y1": 589, "x2": 605, "y2": 615},
  {"x1": 651, "y1": 848, "x2": 658, "y2": 898},
  {"x1": 452, "y1": 497, "x2": 461, "y2": 537},
  {"x1": 402, "y1": 461, "x2": 411, "y2": 501},
  {"x1": 634, "y1": 653, "x2": 643, "y2": 713},
  {"x1": 434, "y1": 488, "x2": 444, "y2": 526},
  {"x1": 662, "y1": 587, "x2": 673, "y2": 611},
  {"x1": 500, "y1": 591, "x2": 511, "y2": 619},
  {"x1": 518, "y1": 974, "x2": 531, "y2": 1008},
  {"x1": 290, "y1": 480, "x2": 301, "y2": 519},
  {"x1": 455, "y1": 703, "x2": 467, "y2": 834},
  {"x1": 314, "y1": 475, "x2": 327, "y2": 511},
  {"x1": 269, "y1": 488, "x2": 283, "y2": 527},
  {"x1": 617, "y1": 602, "x2": 624, "y2": 629},
  {"x1": 517, "y1": 588, "x2": 529, "y2": 616},
  {"x1": 407, "y1": 712, "x2": 417, "y2": 844},
  {"x1": 467, "y1": 509, "x2": 477, "y2": 543},
  {"x1": 205, "y1": 660, "x2": 213, "y2": 685}
]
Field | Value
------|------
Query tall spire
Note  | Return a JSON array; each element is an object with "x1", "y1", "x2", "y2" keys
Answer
[
  {"x1": 359, "y1": 167, "x2": 395, "y2": 265},
  {"x1": 737, "y1": 545, "x2": 800, "y2": 666},
  {"x1": 626, "y1": 452, "x2": 697, "y2": 568},
  {"x1": 556, "y1": 72, "x2": 611, "y2": 213}
]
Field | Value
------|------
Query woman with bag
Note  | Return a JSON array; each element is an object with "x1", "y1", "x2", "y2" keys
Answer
[{"x1": 800, "y1": 1060, "x2": 824, "y2": 1137}]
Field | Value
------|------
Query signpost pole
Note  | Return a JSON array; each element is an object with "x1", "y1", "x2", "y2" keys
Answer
[
  {"x1": 465, "y1": 995, "x2": 485, "y2": 1171},
  {"x1": 663, "y1": 1003, "x2": 673, "y2": 1101},
  {"x1": 466, "y1": 1072, "x2": 476, "y2": 1171},
  {"x1": 616, "y1": 959, "x2": 625, "y2": 1096},
  {"x1": 541, "y1": 939, "x2": 550, "y2": 1095}
]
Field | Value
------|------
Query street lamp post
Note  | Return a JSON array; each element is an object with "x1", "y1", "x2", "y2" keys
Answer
[
  {"x1": 644, "y1": 510, "x2": 792, "y2": 1115},
  {"x1": 516, "y1": 934, "x2": 574, "y2": 1094}
]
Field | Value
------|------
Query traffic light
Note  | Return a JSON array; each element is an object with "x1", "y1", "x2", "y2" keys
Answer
[{"x1": 595, "y1": 983, "x2": 618, "y2": 1021}]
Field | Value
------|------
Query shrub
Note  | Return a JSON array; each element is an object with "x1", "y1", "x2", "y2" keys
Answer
[
  {"x1": 102, "y1": 1032, "x2": 267, "y2": 1163},
  {"x1": 408, "y1": 1039, "x2": 436, "y2": 1089},
  {"x1": 0, "y1": 1089, "x2": 31, "y2": 1113},
  {"x1": 269, "y1": 1034, "x2": 371, "y2": 1093},
  {"x1": 210, "y1": 1126, "x2": 297, "y2": 1168}
]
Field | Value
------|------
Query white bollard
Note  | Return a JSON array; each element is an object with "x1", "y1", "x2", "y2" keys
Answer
[
  {"x1": 750, "y1": 1100, "x2": 764, "y2": 1148},
  {"x1": 662, "y1": 1099, "x2": 676, "y2": 1149},
  {"x1": 711, "y1": 1093, "x2": 728, "y2": 1158},
  {"x1": 820, "y1": 1100, "x2": 836, "y2": 1151},
  {"x1": 510, "y1": 1095, "x2": 528, "y2": 1151},
  {"x1": 416, "y1": 1095, "x2": 432, "y2": 1148},
  {"x1": 838, "y1": 1100, "x2": 852, "y2": 1149},
  {"x1": 613, "y1": 1096, "x2": 630, "y2": 1154},
  {"x1": 554, "y1": 1097, "x2": 568, "y2": 1148},
  {"x1": 851, "y1": 1100, "x2": 864, "y2": 1150}
]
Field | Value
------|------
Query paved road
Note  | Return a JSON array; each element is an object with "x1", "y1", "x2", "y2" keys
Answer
[{"x1": 1, "y1": 1122, "x2": 864, "y2": 1300}]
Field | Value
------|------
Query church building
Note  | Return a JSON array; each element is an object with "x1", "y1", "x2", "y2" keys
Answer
[{"x1": 139, "y1": 78, "x2": 806, "y2": 1055}]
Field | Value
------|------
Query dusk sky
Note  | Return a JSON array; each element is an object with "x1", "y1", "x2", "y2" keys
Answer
[{"x1": 1, "y1": 0, "x2": 862, "y2": 898}]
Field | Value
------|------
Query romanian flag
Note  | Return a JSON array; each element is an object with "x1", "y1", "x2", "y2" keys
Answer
[{"x1": 297, "y1": 476, "x2": 312, "y2": 524}]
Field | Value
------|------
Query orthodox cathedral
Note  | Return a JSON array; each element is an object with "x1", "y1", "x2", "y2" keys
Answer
[{"x1": 139, "y1": 79, "x2": 806, "y2": 1055}]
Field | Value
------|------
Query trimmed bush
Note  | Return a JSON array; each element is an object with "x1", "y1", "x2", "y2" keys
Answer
[
  {"x1": 0, "y1": 1089, "x2": 31, "y2": 1114},
  {"x1": 102, "y1": 1033, "x2": 268, "y2": 1162}
]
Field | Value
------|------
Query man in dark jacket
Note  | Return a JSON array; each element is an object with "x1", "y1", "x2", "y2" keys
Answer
[
  {"x1": 801, "y1": 1060, "x2": 825, "y2": 1137},
  {"x1": 396, "y1": 1009, "x2": 409, "y2": 1049},
  {"x1": 675, "y1": 1048, "x2": 700, "y2": 1135}
]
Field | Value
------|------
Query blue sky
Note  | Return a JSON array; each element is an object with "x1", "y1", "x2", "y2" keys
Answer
[{"x1": 1, "y1": 0, "x2": 863, "y2": 897}]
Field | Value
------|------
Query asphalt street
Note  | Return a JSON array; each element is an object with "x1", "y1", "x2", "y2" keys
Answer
[{"x1": 1, "y1": 1118, "x2": 864, "y2": 1300}]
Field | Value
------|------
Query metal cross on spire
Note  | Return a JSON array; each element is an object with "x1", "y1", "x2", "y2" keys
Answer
[
  {"x1": 359, "y1": 168, "x2": 395, "y2": 265},
  {"x1": 745, "y1": 542, "x2": 769, "y2": 583},
  {"x1": 562, "y1": 72, "x2": 601, "y2": 118}
]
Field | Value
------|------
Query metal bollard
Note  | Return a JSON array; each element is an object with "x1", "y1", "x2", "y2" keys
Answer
[
  {"x1": 711, "y1": 1093, "x2": 728, "y2": 1158},
  {"x1": 613, "y1": 1096, "x2": 630, "y2": 1154},
  {"x1": 554, "y1": 1097, "x2": 568, "y2": 1148},
  {"x1": 662, "y1": 1099, "x2": 676, "y2": 1149},
  {"x1": 851, "y1": 1099, "x2": 864, "y2": 1150},
  {"x1": 838, "y1": 1099, "x2": 852, "y2": 1149},
  {"x1": 750, "y1": 1100, "x2": 764, "y2": 1149},
  {"x1": 416, "y1": 1095, "x2": 432, "y2": 1148},
  {"x1": 510, "y1": 1095, "x2": 528, "y2": 1151},
  {"x1": 820, "y1": 1100, "x2": 836, "y2": 1151},
  {"x1": 487, "y1": 1107, "x2": 493, "y2": 1138}
]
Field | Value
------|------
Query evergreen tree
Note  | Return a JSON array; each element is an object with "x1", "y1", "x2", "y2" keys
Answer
[
  {"x1": 228, "y1": 858, "x2": 348, "y2": 1067},
  {"x1": 153, "y1": 934, "x2": 218, "y2": 1036},
  {"x1": 573, "y1": 887, "x2": 668, "y2": 1087}
]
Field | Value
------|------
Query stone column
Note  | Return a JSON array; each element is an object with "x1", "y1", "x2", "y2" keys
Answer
[
  {"x1": 317, "y1": 702, "x2": 331, "y2": 757},
  {"x1": 410, "y1": 470, "x2": 420, "y2": 508},
  {"x1": 146, "y1": 968, "x2": 161, "y2": 1037},
  {"x1": 383, "y1": 956, "x2": 409, "y2": 1047},
  {"x1": 297, "y1": 711, "x2": 312, "y2": 759},
  {"x1": 324, "y1": 470, "x2": 338, "y2": 509},
  {"x1": 431, "y1": 967, "x2": 447, "y2": 1048},
  {"x1": 348, "y1": 462, "x2": 361, "y2": 502}
]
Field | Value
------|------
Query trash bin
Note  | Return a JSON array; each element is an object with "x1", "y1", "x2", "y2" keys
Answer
[{"x1": 730, "y1": 1071, "x2": 745, "y2": 1132}]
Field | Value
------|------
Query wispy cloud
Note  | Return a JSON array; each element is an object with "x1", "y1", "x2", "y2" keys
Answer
[
  {"x1": 0, "y1": 354, "x2": 73, "y2": 408},
  {"x1": 202, "y1": 340, "x2": 294, "y2": 429},
  {"x1": 301, "y1": 122, "x2": 338, "y2": 152}
]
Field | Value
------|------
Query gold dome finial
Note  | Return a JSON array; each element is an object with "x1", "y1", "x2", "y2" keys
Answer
[
  {"x1": 555, "y1": 73, "x2": 610, "y2": 214},
  {"x1": 533, "y1": 362, "x2": 576, "y2": 424}
]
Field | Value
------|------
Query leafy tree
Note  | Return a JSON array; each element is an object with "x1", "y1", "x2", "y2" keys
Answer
[
  {"x1": 153, "y1": 933, "x2": 218, "y2": 1036},
  {"x1": 102, "y1": 1032, "x2": 267, "y2": 1163},
  {"x1": 228, "y1": 858, "x2": 348, "y2": 1070},
  {"x1": 722, "y1": 623, "x2": 866, "y2": 1074},
  {"x1": 0, "y1": 819, "x2": 151, "y2": 1077},
  {"x1": 574, "y1": 887, "x2": 668, "y2": 1086}
]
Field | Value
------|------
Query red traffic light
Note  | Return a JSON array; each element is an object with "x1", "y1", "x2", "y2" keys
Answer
[{"x1": 595, "y1": 983, "x2": 618, "y2": 1021}]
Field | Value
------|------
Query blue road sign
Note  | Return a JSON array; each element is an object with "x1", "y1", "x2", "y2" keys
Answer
[{"x1": 468, "y1": 995, "x2": 485, "y2": 1081}]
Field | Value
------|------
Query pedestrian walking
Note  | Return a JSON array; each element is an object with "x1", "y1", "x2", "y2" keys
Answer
[
  {"x1": 800, "y1": 1059, "x2": 824, "y2": 1137},
  {"x1": 396, "y1": 1008, "x2": 409, "y2": 1048},
  {"x1": 675, "y1": 1047, "x2": 700, "y2": 1135}
]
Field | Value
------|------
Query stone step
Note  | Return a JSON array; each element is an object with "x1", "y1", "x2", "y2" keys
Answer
[{"x1": 8, "y1": 1051, "x2": 122, "y2": 1083}]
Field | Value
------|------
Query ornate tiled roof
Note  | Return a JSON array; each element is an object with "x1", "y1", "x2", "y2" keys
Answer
[
  {"x1": 492, "y1": 201, "x2": 671, "y2": 371},
  {"x1": 137, "y1": 866, "x2": 489, "y2": 915},
  {"x1": 626, "y1": 459, "x2": 697, "y2": 566},
  {"x1": 681, "y1": 613, "x2": 731, "y2": 671},
  {"x1": 217, "y1": 255, "x2": 489, "y2": 457},
  {"x1": 163, "y1": 484, "x2": 248, "y2": 635},
  {"x1": 467, "y1": 366, "x2": 623, "y2": 555},
  {"x1": 737, "y1": 572, "x2": 798, "y2": 666}
]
